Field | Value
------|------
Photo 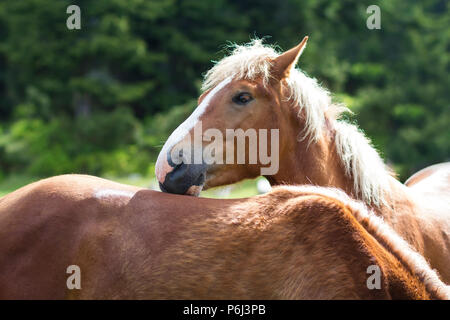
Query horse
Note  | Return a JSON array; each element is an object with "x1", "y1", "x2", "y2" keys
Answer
[
  {"x1": 0, "y1": 174, "x2": 448, "y2": 299},
  {"x1": 155, "y1": 36, "x2": 450, "y2": 283}
]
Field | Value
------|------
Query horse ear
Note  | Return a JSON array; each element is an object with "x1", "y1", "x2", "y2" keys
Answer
[{"x1": 271, "y1": 36, "x2": 308, "y2": 80}]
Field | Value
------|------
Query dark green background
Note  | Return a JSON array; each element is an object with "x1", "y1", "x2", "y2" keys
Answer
[{"x1": 0, "y1": 0, "x2": 448, "y2": 183}]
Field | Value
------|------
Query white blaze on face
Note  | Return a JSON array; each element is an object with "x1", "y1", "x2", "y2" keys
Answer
[{"x1": 155, "y1": 76, "x2": 233, "y2": 182}]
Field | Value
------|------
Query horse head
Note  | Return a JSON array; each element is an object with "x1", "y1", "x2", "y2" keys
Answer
[{"x1": 155, "y1": 37, "x2": 313, "y2": 196}]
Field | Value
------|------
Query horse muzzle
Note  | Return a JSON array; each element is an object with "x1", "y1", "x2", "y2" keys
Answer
[{"x1": 156, "y1": 151, "x2": 208, "y2": 196}]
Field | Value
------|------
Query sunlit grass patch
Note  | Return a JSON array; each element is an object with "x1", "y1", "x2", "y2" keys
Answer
[{"x1": 0, "y1": 173, "x2": 265, "y2": 199}]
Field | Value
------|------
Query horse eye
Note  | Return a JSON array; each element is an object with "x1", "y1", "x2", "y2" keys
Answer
[{"x1": 232, "y1": 92, "x2": 253, "y2": 105}]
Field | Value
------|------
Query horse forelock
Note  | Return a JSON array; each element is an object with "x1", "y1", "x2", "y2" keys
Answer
[{"x1": 202, "y1": 38, "x2": 392, "y2": 206}]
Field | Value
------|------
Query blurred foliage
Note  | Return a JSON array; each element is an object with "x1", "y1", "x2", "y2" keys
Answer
[{"x1": 0, "y1": 0, "x2": 448, "y2": 182}]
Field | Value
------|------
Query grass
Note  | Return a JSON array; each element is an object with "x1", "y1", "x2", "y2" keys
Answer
[
  {"x1": 201, "y1": 178, "x2": 260, "y2": 199},
  {"x1": 0, "y1": 174, "x2": 262, "y2": 199}
]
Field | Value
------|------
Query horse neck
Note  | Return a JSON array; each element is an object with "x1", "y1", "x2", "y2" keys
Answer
[
  {"x1": 267, "y1": 123, "x2": 408, "y2": 222},
  {"x1": 268, "y1": 128, "x2": 355, "y2": 196}
]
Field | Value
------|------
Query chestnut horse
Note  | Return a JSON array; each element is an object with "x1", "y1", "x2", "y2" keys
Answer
[
  {"x1": 155, "y1": 37, "x2": 450, "y2": 283},
  {"x1": 0, "y1": 175, "x2": 448, "y2": 299}
]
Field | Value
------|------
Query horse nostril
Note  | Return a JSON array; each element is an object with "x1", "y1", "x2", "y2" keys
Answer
[
  {"x1": 167, "y1": 149, "x2": 185, "y2": 169},
  {"x1": 169, "y1": 162, "x2": 189, "y2": 181},
  {"x1": 174, "y1": 162, "x2": 184, "y2": 171},
  {"x1": 160, "y1": 161, "x2": 208, "y2": 195}
]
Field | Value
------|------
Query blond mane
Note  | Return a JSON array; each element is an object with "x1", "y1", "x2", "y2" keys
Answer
[
  {"x1": 202, "y1": 39, "x2": 392, "y2": 206},
  {"x1": 280, "y1": 185, "x2": 450, "y2": 299}
]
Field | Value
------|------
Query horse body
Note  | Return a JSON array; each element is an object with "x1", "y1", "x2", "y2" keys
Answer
[
  {"x1": 154, "y1": 37, "x2": 450, "y2": 284},
  {"x1": 1, "y1": 174, "x2": 444, "y2": 299},
  {"x1": 402, "y1": 164, "x2": 450, "y2": 281}
]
